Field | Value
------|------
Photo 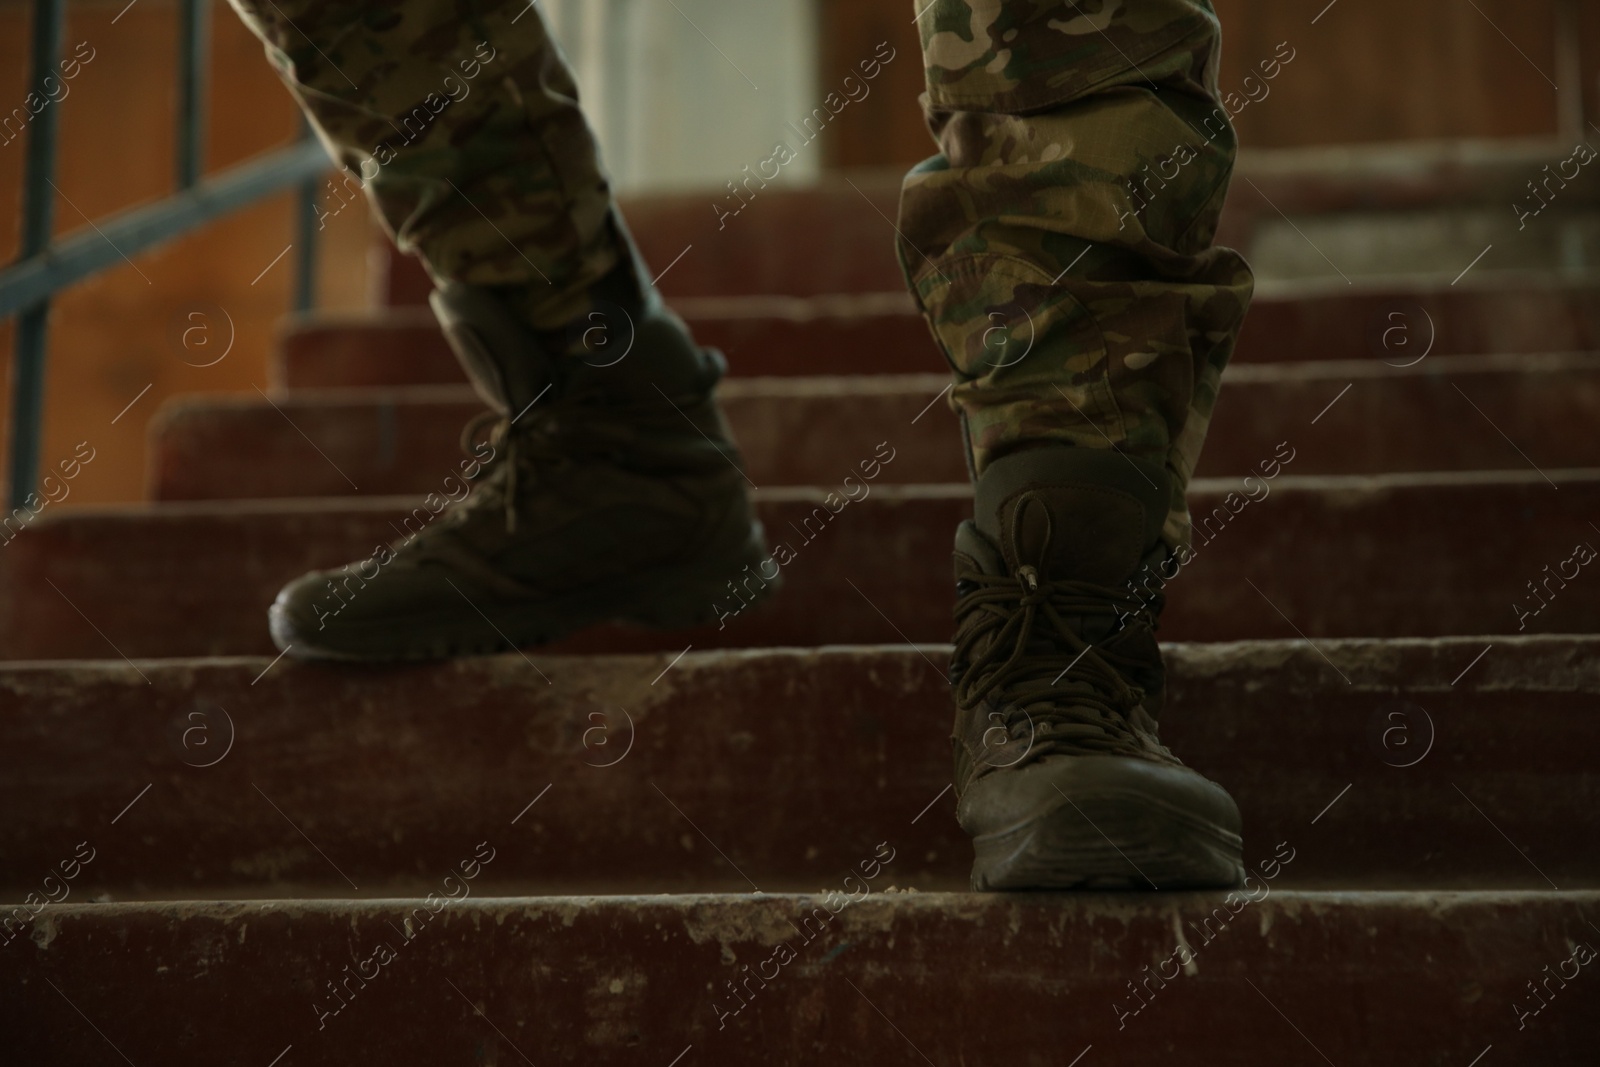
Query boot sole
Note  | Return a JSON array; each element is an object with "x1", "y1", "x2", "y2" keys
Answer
[
  {"x1": 970, "y1": 788, "x2": 1244, "y2": 891},
  {"x1": 269, "y1": 524, "x2": 778, "y2": 663}
]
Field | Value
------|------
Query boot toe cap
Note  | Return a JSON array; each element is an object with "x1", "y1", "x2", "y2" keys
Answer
[
  {"x1": 960, "y1": 753, "x2": 1241, "y2": 840},
  {"x1": 959, "y1": 754, "x2": 1245, "y2": 890}
]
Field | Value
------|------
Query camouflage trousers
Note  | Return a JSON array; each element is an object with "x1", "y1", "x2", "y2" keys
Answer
[
  {"x1": 900, "y1": 0, "x2": 1254, "y2": 546},
  {"x1": 224, "y1": 0, "x2": 636, "y2": 332},
  {"x1": 229, "y1": 0, "x2": 1252, "y2": 547}
]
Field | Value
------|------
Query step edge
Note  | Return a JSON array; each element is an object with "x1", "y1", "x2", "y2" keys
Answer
[
  {"x1": 32, "y1": 467, "x2": 1600, "y2": 522},
  {"x1": 1, "y1": 634, "x2": 1595, "y2": 683},
  {"x1": 31, "y1": 887, "x2": 1600, "y2": 918}
]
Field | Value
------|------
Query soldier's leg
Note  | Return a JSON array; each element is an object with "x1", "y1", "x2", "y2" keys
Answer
[
  {"x1": 225, "y1": 0, "x2": 640, "y2": 334},
  {"x1": 904, "y1": 0, "x2": 1254, "y2": 890},
  {"x1": 900, "y1": 0, "x2": 1252, "y2": 543},
  {"x1": 226, "y1": 0, "x2": 774, "y2": 660}
]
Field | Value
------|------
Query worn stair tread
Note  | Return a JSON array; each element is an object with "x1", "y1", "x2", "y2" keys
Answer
[
  {"x1": 5, "y1": 889, "x2": 1594, "y2": 1066},
  {"x1": 274, "y1": 277, "x2": 1600, "y2": 389},
  {"x1": 381, "y1": 175, "x2": 900, "y2": 304},
  {"x1": 2, "y1": 637, "x2": 1595, "y2": 895},
  {"x1": 276, "y1": 296, "x2": 929, "y2": 387},
  {"x1": 159, "y1": 352, "x2": 1600, "y2": 499},
  {"x1": 376, "y1": 146, "x2": 1600, "y2": 303},
  {"x1": 6, "y1": 469, "x2": 1599, "y2": 660}
]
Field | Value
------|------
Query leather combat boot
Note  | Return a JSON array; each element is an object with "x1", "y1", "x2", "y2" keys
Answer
[
  {"x1": 950, "y1": 445, "x2": 1243, "y2": 890},
  {"x1": 268, "y1": 281, "x2": 775, "y2": 660}
]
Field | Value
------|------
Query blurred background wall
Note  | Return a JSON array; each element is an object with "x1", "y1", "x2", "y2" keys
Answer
[
  {"x1": 543, "y1": 0, "x2": 821, "y2": 192},
  {"x1": 1, "y1": 0, "x2": 1597, "y2": 505}
]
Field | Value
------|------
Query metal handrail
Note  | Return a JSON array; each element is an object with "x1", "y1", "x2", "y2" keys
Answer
[
  {"x1": 3, "y1": 0, "x2": 329, "y2": 509},
  {"x1": 0, "y1": 140, "x2": 329, "y2": 319}
]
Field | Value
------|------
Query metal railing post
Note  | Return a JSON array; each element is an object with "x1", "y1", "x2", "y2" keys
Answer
[
  {"x1": 176, "y1": 0, "x2": 211, "y2": 189},
  {"x1": 293, "y1": 122, "x2": 319, "y2": 312},
  {"x1": 7, "y1": 0, "x2": 66, "y2": 511}
]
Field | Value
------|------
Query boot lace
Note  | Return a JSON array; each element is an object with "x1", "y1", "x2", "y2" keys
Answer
[
  {"x1": 456, "y1": 408, "x2": 556, "y2": 535},
  {"x1": 452, "y1": 385, "x2": 699, "y2": 535},
  {"x1": 953, "y1": 538, "x2": 1166, "y2": 763}
]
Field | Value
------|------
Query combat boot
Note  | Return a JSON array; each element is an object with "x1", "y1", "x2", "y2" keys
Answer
[
  {"x1": 268, "y1": 280, "x2": 775, "y2": 661},
  {"x1": 950, "y1": 445, "x2": 1243, "y2": 890}
]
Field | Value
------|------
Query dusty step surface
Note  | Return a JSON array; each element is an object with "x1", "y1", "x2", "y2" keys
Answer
[
  {"x1": 163, "y1": 352, "x2": 1600, "y2": 500},
  {"x1": 273, "y1": 278, "x2": 1600, "y2": 389},
  {"x1": 275, "y1": 293, "x2": 933, "y2": 388},
  {"x1": 5, "y1": 890, "x2": 1595, "y2": 1066},
  {"x1": 375, "y1": 146, "x2": 1600, "y2": 303},
  {"x1": 380, "y1": 177, "x2": 907, "y2": 305},
  {"x1": 5, "y1": 471, "x2": 1599, "y2": 660},
  {"x1": 152, "y1": 374, "x2": 962, "y2": 501},
  {"x1": 1, "y1": 638, "x2": 1594, "y2": 899}
]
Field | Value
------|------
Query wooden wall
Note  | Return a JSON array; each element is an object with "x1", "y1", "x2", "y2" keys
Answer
[
  {"x1": 818, "y1": 0, "x2": 1593, "y2": 168},
  {"x1": 0, "y1": 0, "x2": 370, "y2": 507}
]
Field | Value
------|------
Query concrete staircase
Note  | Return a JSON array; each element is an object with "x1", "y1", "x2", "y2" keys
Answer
[{"x1": 4, "y1": 160, "x2": 1598, "y2": 1065}]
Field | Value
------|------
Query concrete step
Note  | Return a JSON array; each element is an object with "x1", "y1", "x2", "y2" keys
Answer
[
  {"x1": 275, "y1": 294, "x2": 930, "y2": 389},
  {"x1": 153, "y1": 373, "x2": 964, "y2": 501},
  {"x1": 379, "y1": 178, "x2": 907, "y2": 305},
  {"x1": 162, "y1": 352, "x2": 1600, "y2": 500},
  {"x1": 272, "y1": 278, "x2": 1600, "y2": 389},
  {"x1": 375, "y1": 146, "x2": 1600, "y2": 303},
  {"x1": 4, "y1": 471, "x2": 1598, "y2": 660},
  {"x1": 1, "y1": 638, "x2": 1595, "y2": 899},
  {"x1": 5, "y1": 890, "x2": 1595, "y2": 1065}
]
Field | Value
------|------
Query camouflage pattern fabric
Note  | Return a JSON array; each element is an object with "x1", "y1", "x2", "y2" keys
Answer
[
  {"x1": 899, "y1": 0, "x2": 1255, "y2": 547},
  {"x1": 225, "y1": 0, "x2": 636, "y2": 331}
]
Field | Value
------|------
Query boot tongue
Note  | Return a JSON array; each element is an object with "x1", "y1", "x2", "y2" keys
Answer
[
  {"x1": 430, "y1": 210, "x2": 659, "y2": 416},
  {"x1": 998, "y1": 488, "x2": 1144, "y2": 586},
  {"x1": 432, "y1": 281, "x2": 722, "y2": 416},
  {"x1": 431, "y1": 282, "x2": 557, "y2": 417},
  {"x1": 973, "y1": 446, "x2": 1171, "y2": 587},
  {"x1": 1010, "y1": 493, "x2": 1062, "y2": 574}
]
